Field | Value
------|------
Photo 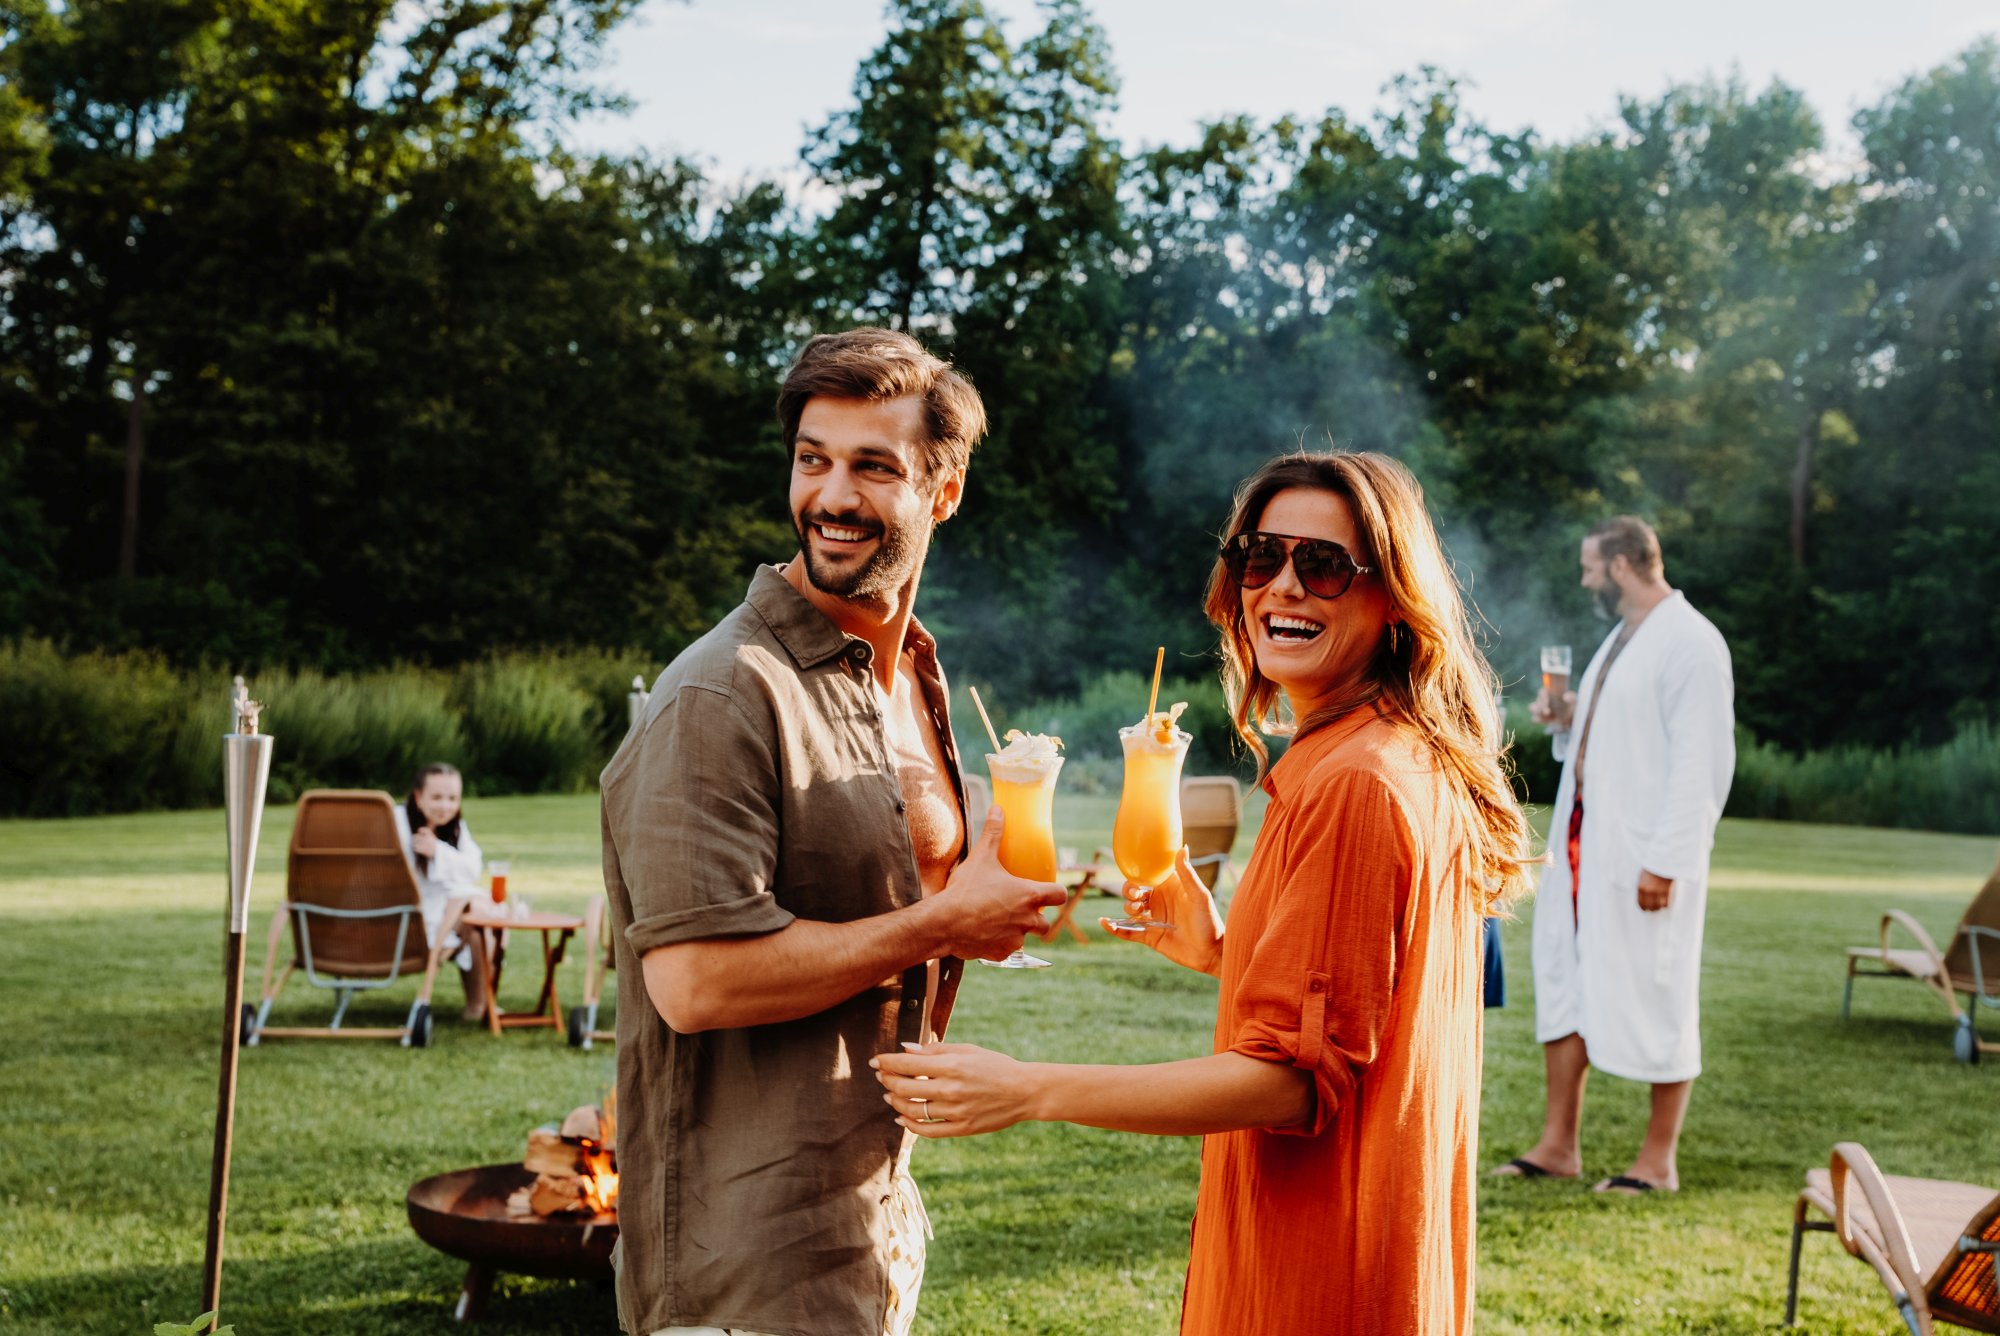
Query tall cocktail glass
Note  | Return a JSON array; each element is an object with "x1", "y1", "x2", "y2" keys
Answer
[
  {"x1": 1107, "y1": 714, "x2": 1190, "y2": 931},
  {"x1": 981, "y1": 744, "x2": 1063, "y2": 969}
]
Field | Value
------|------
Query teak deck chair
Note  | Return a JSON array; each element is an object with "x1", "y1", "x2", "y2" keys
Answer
[
  {"x1": 1181, "y1": 776, "x2": 1244, "y2": 893},
  {"x1": 246, "y1": 789, "x2": 451, "y2": 1048},
  {"x1": 1784, "y1": 1142, "x2": 2000, "y2": 1334},
  {"x1": 568, "y1": 895, "x2": 616, "y2": 1050},
  {"x1": 964, "y1": 773, "x2": 991, "y2": 823},
  {"x1": 1843, "y1": 853, "x2": 2000, "y2": 1063}
]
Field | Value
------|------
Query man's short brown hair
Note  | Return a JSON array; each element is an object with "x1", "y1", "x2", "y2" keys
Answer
[
  {"x1": 1588, "y1": 515, "x2": 1664, "y2": 579},
  {"x1": 776, "y1": 328, "x2": 987, "y2": 479}
]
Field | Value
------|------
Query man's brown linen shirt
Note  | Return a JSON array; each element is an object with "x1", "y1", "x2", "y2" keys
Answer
[{"x1": 601, "y1": 565, "x2": 967, "y2": 1336}]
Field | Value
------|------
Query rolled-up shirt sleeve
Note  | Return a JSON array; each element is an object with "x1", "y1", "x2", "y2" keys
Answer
[
  {"x1": 1226, "y1": 769, "x2": 1415, "y2": 1137},
  {"x1": 607, "y1": 682, "x2": 796, "y2": 954}
]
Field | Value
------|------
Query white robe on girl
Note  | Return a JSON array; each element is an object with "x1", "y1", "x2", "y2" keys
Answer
[
  {"x1": 1532, "y1": 591, "x2": 1734, "y2": 1083},
  {"x1": 392, "y1": 803, "x2": 484, "y2": 962}
]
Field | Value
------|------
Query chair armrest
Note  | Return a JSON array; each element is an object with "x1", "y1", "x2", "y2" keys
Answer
[
  {"x1": 1965, "y1": 925, "x2": 2000, "y2": 1004},
  {"x1": 1880, "y1": 909, "x2": 1948, "y2": 976},
  {"x1": 258, "y1": 904, "x2": 291, "y2": 998},
  {"x1": 1829, "y1": 1142, "x2": 1929, "y2": 1310}
]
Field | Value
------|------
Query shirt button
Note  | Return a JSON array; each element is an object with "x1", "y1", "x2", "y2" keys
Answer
[{"x1": 895, "y1": 799, "x2": 907, "y2": 814}]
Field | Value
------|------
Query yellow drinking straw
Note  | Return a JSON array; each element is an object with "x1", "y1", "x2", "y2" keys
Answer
[
  {"x1": 969, "y1": 685, "x2": 1004, "y2": 755},
  {"x1": 1145, "y1": 646, "x2": 1164, "y2": 724}
]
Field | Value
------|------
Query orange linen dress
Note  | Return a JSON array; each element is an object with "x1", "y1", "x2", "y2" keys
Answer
[{"x1": 1180, "y1": 707, "x2": 1482, "y2": 1336}]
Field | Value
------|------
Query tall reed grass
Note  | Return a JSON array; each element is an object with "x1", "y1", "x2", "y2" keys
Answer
[
  {"x1": 0, "y1": 640, "x2": 651, "y2": 817},
  {"x1": 5, "y1": 642, "x2": 1995, "y2": 833},
  {"x1": 1728, "y1": 721, "x2": 2000, "y2": 835}
]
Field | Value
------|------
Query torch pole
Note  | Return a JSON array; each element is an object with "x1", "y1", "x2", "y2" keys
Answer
[
  {"x1": 201, "y1": 677, "x2": 272, "y2": 1333},
  {"x1": 200, "y1": 928, "x2": 247, "y2": 1322}
]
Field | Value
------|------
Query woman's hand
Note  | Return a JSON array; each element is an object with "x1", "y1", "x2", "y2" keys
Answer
[
  {"x1": 871, "y1": 1042, "x2": 1036, "y2": 1138},
  {"x1": 411, "y1": 827, "x2": 439, "y2": 858},
  {"x1": 1101, "y1": 847, "x2": 1224, "y2": 976}
]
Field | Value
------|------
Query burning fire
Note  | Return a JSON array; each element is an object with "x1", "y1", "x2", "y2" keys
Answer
[
  {"x1": 506, "y1": 1097, "x2": 619, "y2": 1218},
  {"x1": 578, "y1": 1140, "x2": 619, "y2": 1212},
  {"x1": 578, "y1": 1100, "x2": 618, "y2": 1211}
]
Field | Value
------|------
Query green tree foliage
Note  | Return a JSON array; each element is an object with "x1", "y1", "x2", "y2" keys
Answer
[
  {"x1": 0, "y1": 0, "x2": 780, "y2": 670},
  {"x1": 2, "y1": 5, "x2": 1994, "y2": 766},
  {"x1": 804, "y1": 0, "x2": 1128, "y2": 698}
]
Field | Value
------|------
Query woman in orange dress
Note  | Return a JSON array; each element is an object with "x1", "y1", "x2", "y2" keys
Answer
[{"x1": 874, "y1": 451, "x2": 1533, "y2": 1334}]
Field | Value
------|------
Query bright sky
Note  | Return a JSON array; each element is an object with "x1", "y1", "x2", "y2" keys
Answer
[{"x1": 571, "y1": 1, "x2": 1996, "y2": 179}]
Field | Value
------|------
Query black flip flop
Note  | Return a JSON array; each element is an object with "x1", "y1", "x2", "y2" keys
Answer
[
  {"x1": 1494, "y1": 1156, "x2": 1555, "y2": 1179},
  {"x1": 1593, "y1": 1175, "x2": 1656, "y2": 1194}
]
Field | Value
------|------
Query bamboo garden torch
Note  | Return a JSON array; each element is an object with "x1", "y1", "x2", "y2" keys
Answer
[{"x1": 201, "y1": 676, "x2": 273, "y2": 1331}]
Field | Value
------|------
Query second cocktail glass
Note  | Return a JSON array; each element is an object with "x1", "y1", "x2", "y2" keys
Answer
[
  {"x1": 1107, "y1": 712, "x2": 1190, "y2": 931},
  {"x1": 982, "y1": 740, "x2": 1063, "y2": 969}
]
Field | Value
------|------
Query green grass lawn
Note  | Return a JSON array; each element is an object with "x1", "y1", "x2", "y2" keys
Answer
[{"x1": 3, "y1": 794, "x2": 1997, "y2": 1334}]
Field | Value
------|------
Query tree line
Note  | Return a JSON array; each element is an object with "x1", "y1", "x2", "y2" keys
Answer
[{"x1": 3, "y1": 0, "x2": 1995, "y2": 755}]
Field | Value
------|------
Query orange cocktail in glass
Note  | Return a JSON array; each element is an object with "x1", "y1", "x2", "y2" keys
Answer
[
  {"x1": 982, "y1": 730, "x2": 1064, "y2": 969},
  {"x1": 1109, "y1": 704, "x2": 1190, "y2": 929}
]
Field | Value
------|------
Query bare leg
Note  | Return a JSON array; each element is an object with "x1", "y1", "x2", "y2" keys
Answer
[
  {"x1": 1494, "y1": 1032, "x2": 1588, "y2": 1177},
  {"x1": 458, "y1": 961, "x2": 484, "y2": 1020},
  {"x1": 1616, "y1": 1080, "x2": 1691, "y2": 1191}
]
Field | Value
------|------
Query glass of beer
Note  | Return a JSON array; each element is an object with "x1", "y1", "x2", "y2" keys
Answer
[
  {"x1": 488, "y1": 859, "x2": 511, "y2": 904},
  {"x1": 1539, "y1": 644, "x2": 1573, "y2": 729},
  {"x1": 1107, "y1": 709, "x2": 1191, "y2": 931},
  {"x1": 981, "y1": 734, "x2": 1063, "y2": 969}
]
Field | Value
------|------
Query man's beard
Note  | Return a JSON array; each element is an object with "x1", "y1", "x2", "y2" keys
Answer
[
  {"x1": 1592, "y1": 581, "x2": 1622, "y2": 621},
  {"x1": 794, "y1": 508, "x2": 926, "y2": 601}
]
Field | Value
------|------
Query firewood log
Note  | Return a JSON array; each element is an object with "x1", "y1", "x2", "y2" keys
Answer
[
  {"x1": 529, "y1": 1172, "x2": 592, "y2": 1215},
  {"x1": 524, "y1": 1127, "x2": 586, "y2": 1176},
  {"x1": 560, "y1": 1105, "x2": 603, "y2": 1142}
]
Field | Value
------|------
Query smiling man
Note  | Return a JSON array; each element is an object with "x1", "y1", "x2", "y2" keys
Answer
[{"x1": 599, "y1": 328, "x2": 1068, "y2": 1336}]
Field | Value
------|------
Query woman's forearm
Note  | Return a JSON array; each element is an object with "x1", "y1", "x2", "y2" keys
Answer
[{"x1": 1027, "y1": 1051, "x2": 1312, "y2": 1136}]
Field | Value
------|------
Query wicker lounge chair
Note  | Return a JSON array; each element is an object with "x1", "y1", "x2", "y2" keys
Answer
[
  {"x1": 1785, "y1": 1142, "x2": 2000, "y2": 1334},
  {"x1": 246, "y1": 789, "x2": 453, "y2": 1048},
  {"x1": 1843, "y1": 853, "x2": 2000, "y2": 1063},
  {"x1": 1181, "y1": 775, "x2": 1243, "y2": 893}
]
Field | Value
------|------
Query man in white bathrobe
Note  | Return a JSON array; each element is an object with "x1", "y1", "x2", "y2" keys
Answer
[{"x1": 1496, "y1": 516, "x2": 1734, "y2": 1195}]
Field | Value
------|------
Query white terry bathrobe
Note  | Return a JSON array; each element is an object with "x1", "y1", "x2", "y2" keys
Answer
[
  {"x1": 391, "y1": 803, "x2": 484, "y2": 964},
  {"x1": 1532, "y1": 591, "x2": 1734, "y2": 1083}
]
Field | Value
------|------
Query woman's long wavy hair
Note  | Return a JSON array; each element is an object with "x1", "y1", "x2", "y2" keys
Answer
[{"x1": 1203, "y1": 451, "x2": 1535, "y2": 910}]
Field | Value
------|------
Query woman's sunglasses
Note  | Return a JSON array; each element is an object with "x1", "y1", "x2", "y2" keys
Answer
[{"x1": 1219, "y1": 531, "x2": 1375, "y2": 600}]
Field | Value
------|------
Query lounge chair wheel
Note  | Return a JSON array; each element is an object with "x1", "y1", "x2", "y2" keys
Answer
[
  {"x1": 567, "y1": 1006, "x2": 589, "y2": 1049},
  {"x1": 1954, "y1": 1015, "x2": 1979, "y2": 1065},
  {"x1": 408, "y1": 1002, "x2": 435, "y2": 1049},
  {"x1": 238, "y1": 1002, "x2": 257, "y2": 1045}
]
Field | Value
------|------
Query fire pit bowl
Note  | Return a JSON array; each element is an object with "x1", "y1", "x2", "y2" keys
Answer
[{"x1": 407, "y1": 1164, "x2": 616, "y2": 1320}]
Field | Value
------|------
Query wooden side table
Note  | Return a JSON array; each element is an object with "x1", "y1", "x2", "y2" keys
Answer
[
  {"x1": 1043, "y1": 864, "x2": 1117, "y2": 944},
  {"x1": 460, "y1": 908, "x2": 584, "y2": 1037}
]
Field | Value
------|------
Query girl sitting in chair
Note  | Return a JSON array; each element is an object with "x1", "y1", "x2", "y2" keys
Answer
[{"x1": 392, "y1": 762, "x2": 489, "y2": 1019}]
